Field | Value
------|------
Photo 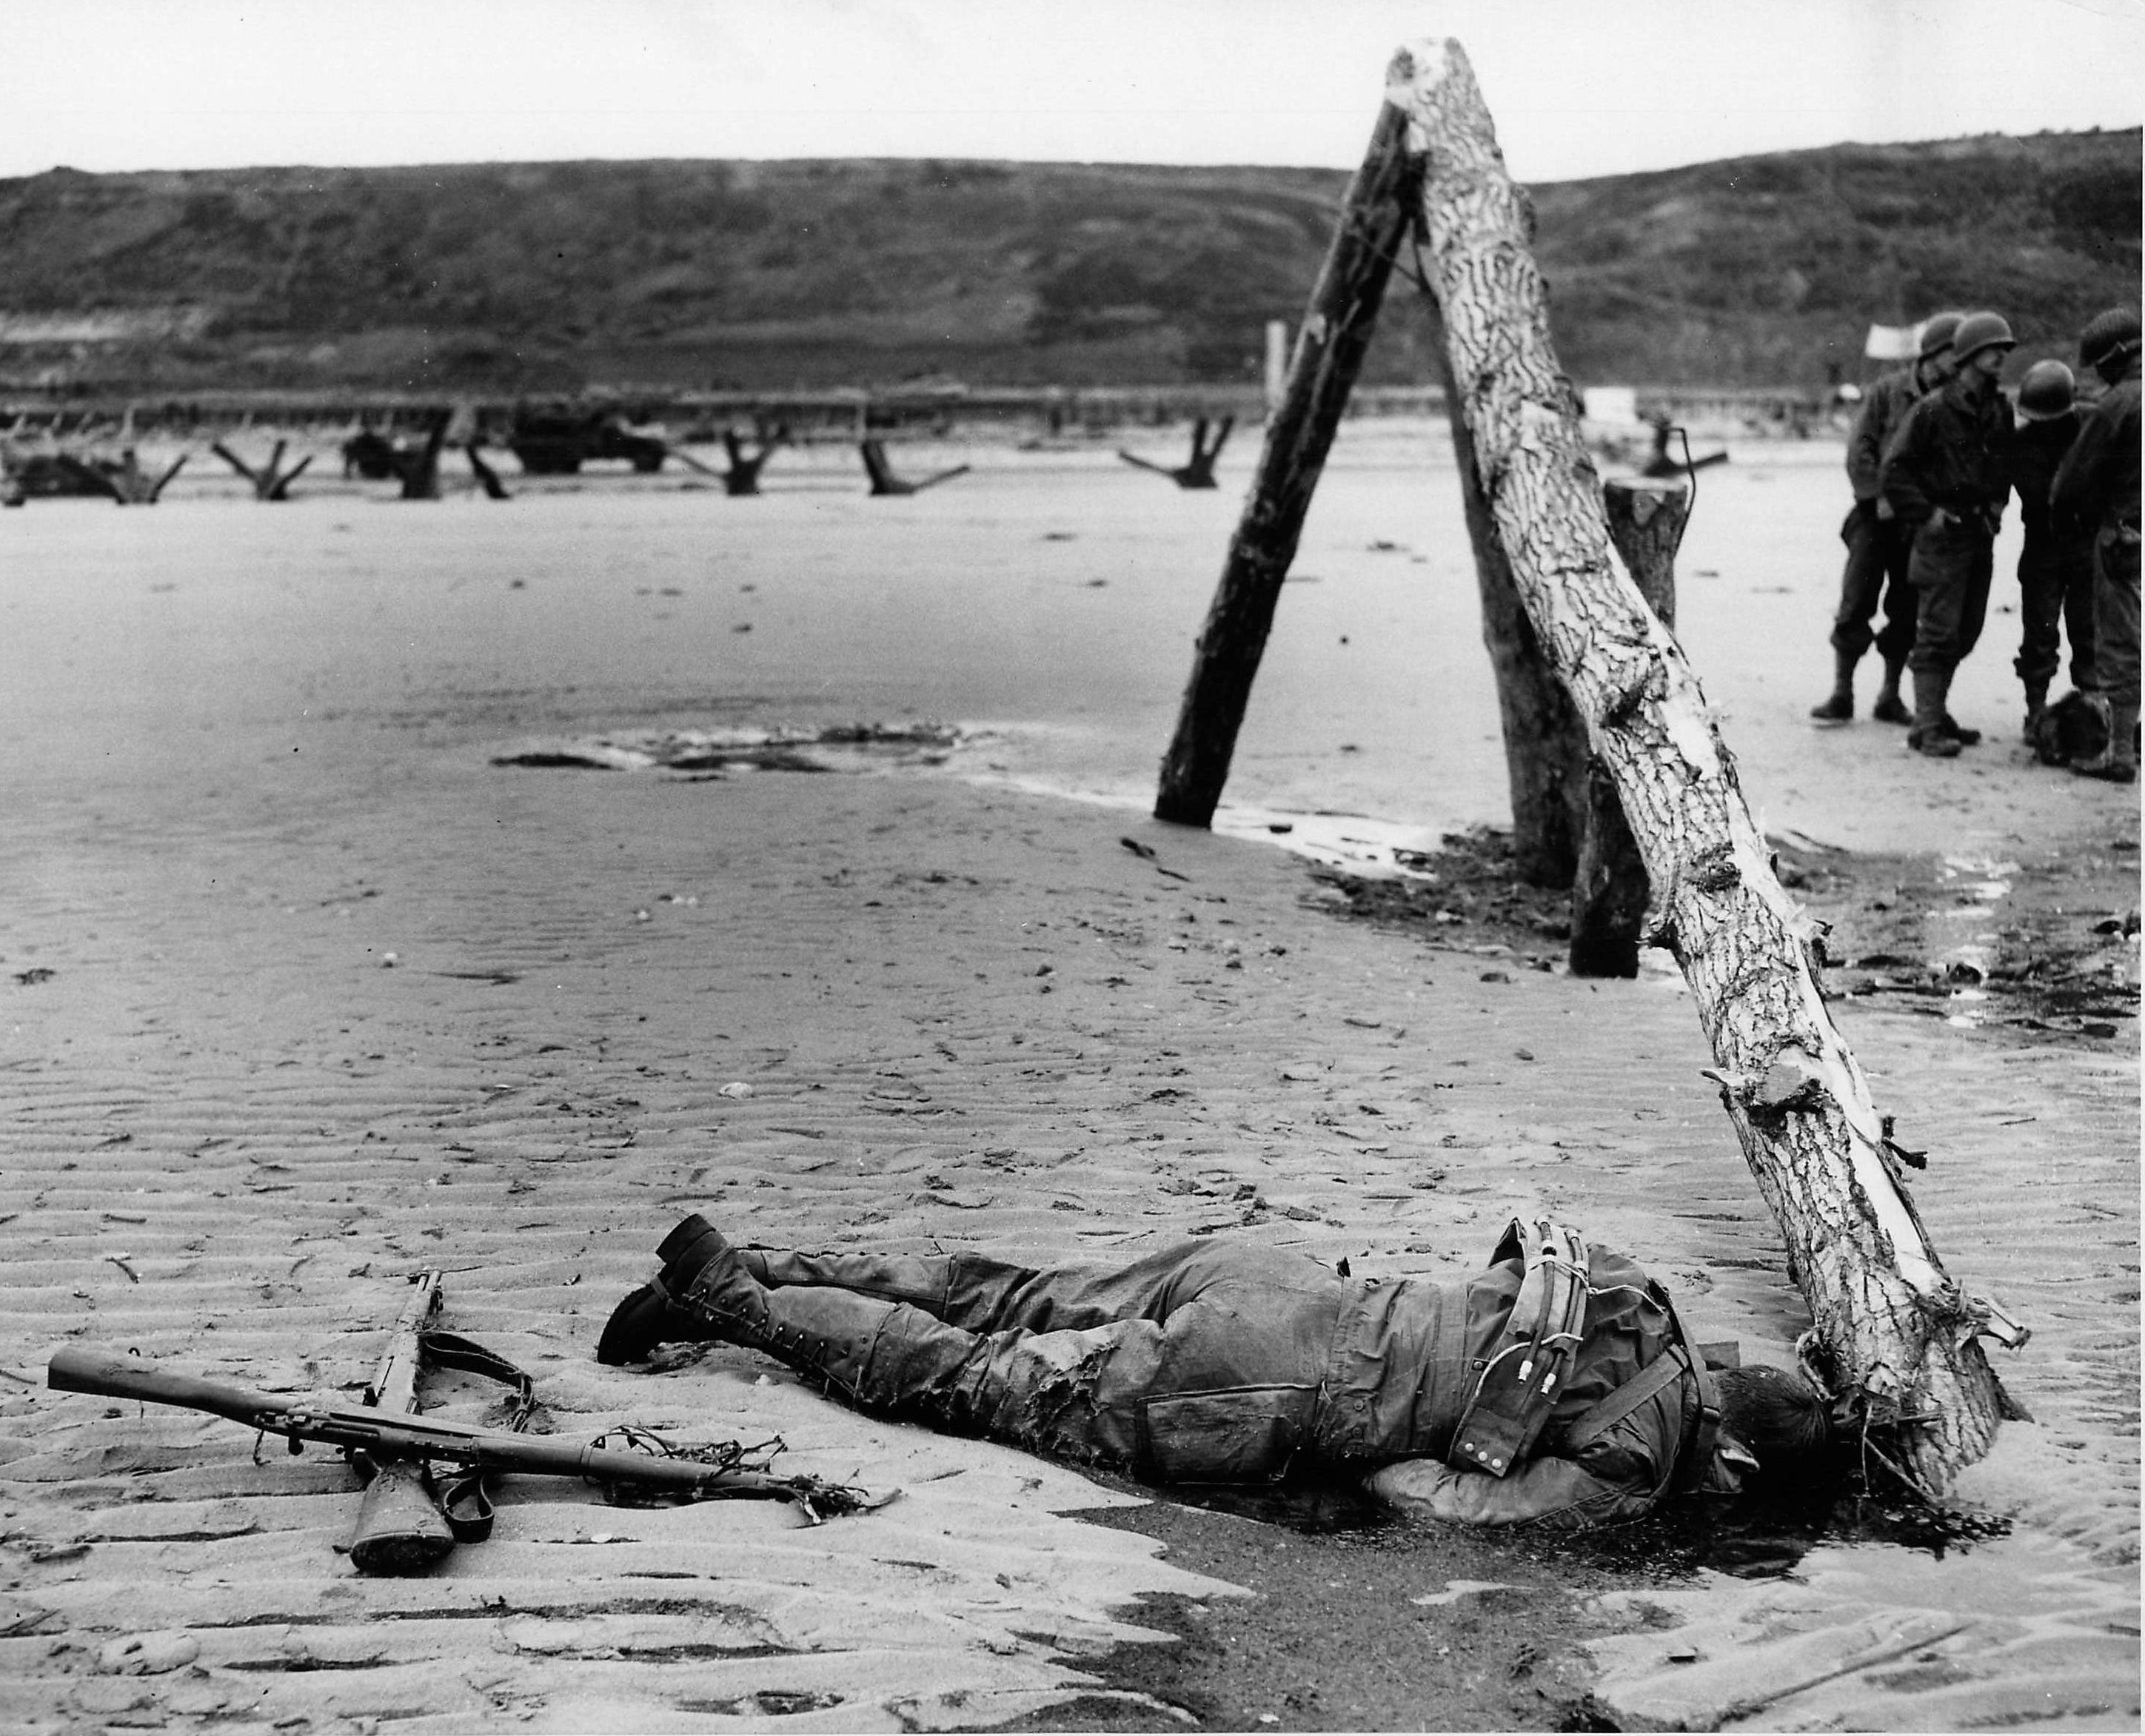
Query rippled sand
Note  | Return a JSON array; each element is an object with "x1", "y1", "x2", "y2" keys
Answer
[{"x1": 0, "y1": 426, "x2": 2134, "y2": 1729}]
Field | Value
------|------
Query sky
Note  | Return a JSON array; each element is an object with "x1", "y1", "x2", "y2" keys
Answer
[{"x1": 1, "y1": 0, "x2": 2139, "y2": 185}]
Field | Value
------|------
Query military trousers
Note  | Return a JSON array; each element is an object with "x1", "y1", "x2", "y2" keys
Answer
[
  {"x1": 2093, "y1": 523, "x2": 2142, "y2": 709},
  {"x1": 1828, "y1": 500, "x2": 1917, "y2": 663},
  {"x1": 2015, "y1": 529, "x2": 2099, "y2": 692},
  {"x1": 748, "y1": 1240, "x2": 1346, "y2": 1484},
  {"x1": 1906, "y1": 515, "x2": 1995, "y2": 674}
]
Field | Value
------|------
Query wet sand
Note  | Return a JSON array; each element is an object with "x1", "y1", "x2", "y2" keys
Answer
[{"x1": 0, "y1": 428, "x2": 2136, "y2": 1731}]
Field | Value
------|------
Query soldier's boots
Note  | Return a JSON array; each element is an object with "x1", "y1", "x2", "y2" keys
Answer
[
  {"x1": 1908, "y1": 667, "x2": 1964, "y2": 758},
  {"x1": 2073, "y1": 697, "x2": 2141, "y2": 783},
  {"x1": 598, "y1": 1215, "x2": 923, "y2": 1408},
  {"x1": 1810, "y1": 650, "x2": 1857, "y2": 723},
  {"x1": 2022, "y1": 683, "x2": 2050, "y2": 745},
  {"x1": 1871, "y1": 654, "x2": 1912, "y2": 725}
]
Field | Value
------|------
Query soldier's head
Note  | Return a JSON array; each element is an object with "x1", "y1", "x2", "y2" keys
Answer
[
  {"x1": 1714, "y1": 1364, "x2": 1831, "y2": 1484},
  {"x1": 2016, "y1": 360, "x2": 2076, "y2": 423},
  {"x1": 1915, "y1": 312, "x2": 1963, "y2": 383},
  {"x1": 2078, "y1": 306, "x2": 2142, "y2": 384},
  {"x1": 1950, "y1": 312, "x2": 2016, "y2": 391}
]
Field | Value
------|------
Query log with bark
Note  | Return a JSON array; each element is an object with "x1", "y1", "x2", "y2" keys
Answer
[
  {"x1": 1386, "y1": 36, "x2": 2022, "y2": 1492},
  {"x1": 1154, "y1": 104, "x2": 1415, "y2": 828}
]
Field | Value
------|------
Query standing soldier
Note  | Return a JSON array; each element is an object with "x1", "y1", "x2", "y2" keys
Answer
[
  {"x1": 1812, "y1": 312, "x2": 1961, "y2": 725},
  {"x1": 2052, "y1": 307, "x2": 2142, "y2": 784},
  {"x1": 2004, "y1": 360, "x2": 2097, "y2": 742},
  {"x1": 1879, "y1": 311, "x2": 2018, "y2": 759}
]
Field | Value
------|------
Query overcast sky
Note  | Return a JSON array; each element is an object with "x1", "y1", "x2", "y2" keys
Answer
[{"x1": 2, "y1": 0, "x2": 2139, "y2": 184}]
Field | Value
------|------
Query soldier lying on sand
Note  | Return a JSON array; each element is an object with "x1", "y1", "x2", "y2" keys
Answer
[{"x1": 598, "y1": 1215, "x2": 1831, "y2": 1528}]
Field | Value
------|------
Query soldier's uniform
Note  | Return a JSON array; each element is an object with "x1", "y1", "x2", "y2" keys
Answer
[
  {"x1": 1881, "y1": 318, "x2": 2018, "y2": 752},
  {"x1": 2052, "y1": 307, "x2": 2144, "y2": 782},
  {"x1": 2004, "y1": 372, "x2": 2098, "y2": 728},
  {"x1": 1813, "y1": 315, "x2": 1959, "y2": 724},
  {"x1": 611, "y1": 1217, "x2": 1748, "y2": 1529}
]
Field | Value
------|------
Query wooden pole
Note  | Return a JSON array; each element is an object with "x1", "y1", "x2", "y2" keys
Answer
[
  {"x1": 1419, "y1": 296, "x2": 1590, "y2": 885},
  {"x1": 1154, "y1": 104, "x2": 1415, "y2": 828},
  {"x1": 1570, "y1": 477, "x2": 1689, "y2": 975},
  {"x1": 1387, "y1": 37, "x2": 2020, "y2": 1492}
]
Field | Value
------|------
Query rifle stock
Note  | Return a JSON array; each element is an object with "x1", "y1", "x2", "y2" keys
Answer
[{"x1": 47, "y1": 1347, "x2": 884, "y2": 1516}]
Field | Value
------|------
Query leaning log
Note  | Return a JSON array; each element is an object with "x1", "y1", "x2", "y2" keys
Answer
[
  {"x1": 1154, "y1": 104, "x2": 1415, "y2": 828},
  {"x1": 1570, "y1": 477, "x2": 1689, "y2": 976},
  {"x1": 1387, "y1": 37, "x2": 2019, "y2": 1492}
]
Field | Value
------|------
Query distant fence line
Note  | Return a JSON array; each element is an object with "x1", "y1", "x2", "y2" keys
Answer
[{"x1": 0, "y1": 381, "x2": 1837, "y2": 441}]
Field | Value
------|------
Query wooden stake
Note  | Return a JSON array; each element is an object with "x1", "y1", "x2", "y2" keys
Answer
[
  {"x1": 1419, "y1": 295, "x2": 1589, "y2": 885},
  {"x1": 1388, "y1": 36, "x2": 2018, "y2": 1490},
  {"x1": 1154, "y1": 104, "x2": 1414, "y2": 827}
]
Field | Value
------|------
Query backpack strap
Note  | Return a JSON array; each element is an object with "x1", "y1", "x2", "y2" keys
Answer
[{"x1": 1446, "y1": 1219, "x2": 1589, "y2": 1478}]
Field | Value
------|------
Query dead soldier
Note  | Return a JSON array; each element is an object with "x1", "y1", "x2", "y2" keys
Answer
[{"x1": 598, "y1": 1215, "x2": 1831, "y2": 1527}]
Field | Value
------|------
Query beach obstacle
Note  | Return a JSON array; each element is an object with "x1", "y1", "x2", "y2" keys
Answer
[
  {"x1": 50, "y1": 446, "x2": 188, "y2": 505},
  {"x1": 858, "y1": 438, "x2": 970, "y2": 497},
  {"x1": 213, "y1": 438, "x2": 313, "y2": 501},
  {"x1": 464, "y1": 440, "x2": 512, "y2": 501},
  {"x1": 1156, "y1": 36, "x2": 2025, "y2": 1496},
  {"x1": 669, "y1": 426, "x2": 789, "y2": 495},
  {"x1": 1118, "y1": 415, "x2": 1234, "y2": 489}
]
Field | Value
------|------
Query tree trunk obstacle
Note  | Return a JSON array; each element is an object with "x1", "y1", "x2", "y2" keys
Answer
[
  {"x1": 1569, "y1": 477, "x2": 1688, "y2": 976},
  {"x1": 213, "y1": 438, "x2": 313, "y2": 501},
  {"x1": 1156, "y1": 38, "x2": 2024, "y2": 1493},
  {"x1": 858, "y1": 438, "x2": 969, "y2": 497},
  {"x1": 1119, "y1": 415, "x2": 1234, "y2": 489},
  {"x1": 1154, "y1": 103, "x2": 1416, "y2": 827},
  {"x1": 1385, "y1": 37, "x2": 2020, "y2": 1491},
  {"x1": 1422, "y1": 296, "x2": 1590, "y2": 888}
]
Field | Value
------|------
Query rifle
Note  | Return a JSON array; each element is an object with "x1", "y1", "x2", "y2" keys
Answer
[
  {"x1": 49, "y1": 1347, "x2": 891, "y2": 1526},
  {"x1": 348, "y1": 1270, "x2": 456, "y2": 1575}
]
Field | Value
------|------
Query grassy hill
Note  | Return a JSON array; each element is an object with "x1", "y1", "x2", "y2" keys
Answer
[{"x1": 0, "y1": 130, "x2": 2135, "y2": 398}]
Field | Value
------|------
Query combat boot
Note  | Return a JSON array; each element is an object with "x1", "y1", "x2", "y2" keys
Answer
[
  {"x1": 2021, "y1": 682, "x2": 2050, "y2": 744},
  {"x1": 2074, "y1": 700, "x2": 2140, "y2": 783},
  {"x1": 1871, "y1": 653, "x2": 1912, "y2": 725},
  {"x1": 1907, "y1": 667, "x2": 1962, "y2": 758},
  {"x1": 596, "y1": 1213, "x2": 769, "y2": 1365},
  {"x1": 1810, "y1": 649, "x2": 1858, "y2": 722}
]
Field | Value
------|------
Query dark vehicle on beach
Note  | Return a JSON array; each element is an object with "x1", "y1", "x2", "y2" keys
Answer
[{"x1": 508, "y1": 409, "x2": 668, "y2": 475}]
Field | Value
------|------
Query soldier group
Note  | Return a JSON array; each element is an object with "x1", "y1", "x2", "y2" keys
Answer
[{"x1": 1815, "y1": 304, "x2": 2142, "y2": 783}]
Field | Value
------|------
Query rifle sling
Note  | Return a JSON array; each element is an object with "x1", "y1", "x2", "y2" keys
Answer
[{"x1": 411, "y1": 1330, "x2": 538, "y2": 1541}]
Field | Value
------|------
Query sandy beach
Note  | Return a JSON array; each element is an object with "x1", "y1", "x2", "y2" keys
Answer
[{"x1": 1, "y1": 426, "x2": 2137, "y2": 1732}]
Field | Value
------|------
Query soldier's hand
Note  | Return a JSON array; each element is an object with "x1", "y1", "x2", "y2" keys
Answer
[{"x1": 1875, "y1": 497, "x2": 1895, "y2": 522}]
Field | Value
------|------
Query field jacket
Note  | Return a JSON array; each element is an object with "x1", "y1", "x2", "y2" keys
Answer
[
  {"x1": 2052, "y1": 363, "x2": 2142, "y2": 536},
  {"x1": 1318, "y1": 1224, "x2": 1739, "y2": 1527},
  {"x1": 1881, "y1": 372, "x2": 2016, "y2": 531},
  {"x1": 1847, "y1": 364, "x2": 1927, "y2": 502}
]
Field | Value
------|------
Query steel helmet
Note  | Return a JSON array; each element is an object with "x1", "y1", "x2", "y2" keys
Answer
[
  {"x1": 1916, "y1": 312, "x2": 1964, "y2": 358},
  {"x1": 2078, "y1": 306, "x2": 2142, "y2": 372},
  {"x1": 2015, "y1": 360, "x2": 2075, "y2": 422},
  {"x1": 1950, "y1": 312, "x2": 2017, "y2": 366}
]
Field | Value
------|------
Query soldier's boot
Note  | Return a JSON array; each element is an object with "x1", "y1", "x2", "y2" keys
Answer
[
  {"x1": 2073, "y1": 699, "x2": 2140, "y2": 783},
  {"x1": 1810, "y1": 649, "x2": 1858, "y2": 722},
  {"x1": 2021, "y1": 681, "x2": 2050, "y2": 744},
  {"x1": 651, "y1": 1219, "x2": 1047, "y2": 1434},
  {"x1": 1872, "y1": 654, "x2": 1913, "y2": 725},
  {"x1": 1908, "y1": 667, "x2": 1962, "y2": 759}
]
